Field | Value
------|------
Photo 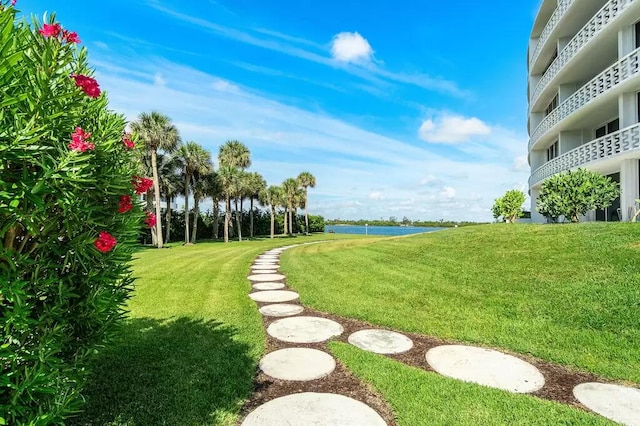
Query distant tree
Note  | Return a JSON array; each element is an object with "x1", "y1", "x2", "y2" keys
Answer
[
  {"x1": 297, "y1": 171, "x2": 316, "y2": 235},
  {"x1": 492, "y1": 190, "x2": 526, "y2": 223},
  {"x1": 218, "y1": 140, "x2": 251, "y2": 242},
  {"x1": 389, "y1": 216, "x2": 397, "y2": 223},
  {"x1": 282, "y1": 178, "x2": 299, "y2": 235},
  {"x1": 401, "y1": 216, "x2": 411, "y2": 225},
  {"x1": 176, "y1": 141, "x2": 212, "y2": 243},
  {"x1": 536, "y1": 168, "x2": 619, "y2": 223},
  {"x1": 246, "y1": 172, "x2": 267, "y2": 238},
  {"x1": 260, "y1": 186, "x2": 283, "y2": 239}
]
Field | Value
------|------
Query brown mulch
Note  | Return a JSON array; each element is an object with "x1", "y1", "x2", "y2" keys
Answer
[{"x1": 239, "y1": 272, "x2": 616, "y2": 424}]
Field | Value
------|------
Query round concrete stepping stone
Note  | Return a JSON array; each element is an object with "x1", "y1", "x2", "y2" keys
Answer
[
  {"x1": 250, "y1": 269, "x2": 281, "y2": 275},
  {"x1": 249, "y1": 290, "x2": 299, "y2": 303},
  {"x1": 257, "y1": 255, "x2": 279, "y2": 260},
  {"x1": 259, "y1": 348, "x2": 336, "y2": 381},
  {"x1": 251, "y1": 265, "x2": 279, "y2": 271},
  {"x1": 253, "y1": 260, "x2": 279, "y2": 264},
  {"x1": 574, "y1": 383, "x2": 640, "y2": 425},
  {"x1": 348, "y1": 329, "x2": 413, "y2": 354},
  {"x1": 267, "y1": 316, "x2": 343, "y2": 343},
  {"x1": 425, "y1": 345, "x2": 545, "y2": 393},
  {"x1": 259, "y1": 303, "x2": 304, "y2": 317},
  {"x1": 253, "y1": 283, "x2": 285, "y2": 290},
  {"x1": 248, "y1": 273, "x2": 286, "y2": 282},
  {"x1": 241, "y1": 392, "x2": 386, "y2": 426}
]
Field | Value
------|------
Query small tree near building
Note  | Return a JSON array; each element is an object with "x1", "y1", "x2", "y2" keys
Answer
[
  {"x1": 536, "y1": 168, "x2": 619, "y2": 223},
  {"x1": 492, "y1": 190, "x2": 526, "y2": 223}
]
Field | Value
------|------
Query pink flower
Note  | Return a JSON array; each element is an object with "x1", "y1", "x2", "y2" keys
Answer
[
  {"x1": 144, "y1": 211, "x2": 157, "y2": 229},
  {"x1": 132, "y1": 176, "x2": 154, "y2": 195},
  {"x1": 39, "y1": 23, "x2": 61, "y2": 38},
  {"x1": 67, "y1": 127, "x2": 95, "y2": 152},
  {"x1": 122, "y1": 134, "x2": 135, "y2": 149},
  {"x1": 118, "y1": 195, "x2": 133, "y2": 213},
  {"x1": 62, "y1": 30, "x2": 81, "y2": 44},
  {"x1": 94, "y1": 231, "x2": 117, "y2": 253},
  {"x1": 11, "y1": 0, "x2": 17, "y2": 6},
  {"x1": 71, "y1": 74, "x2": 101, "y2": 98}
]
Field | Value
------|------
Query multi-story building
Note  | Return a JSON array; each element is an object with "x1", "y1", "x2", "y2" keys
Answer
[{"x1": 528, "y1": 0, "x2": 640, "y2": 222}]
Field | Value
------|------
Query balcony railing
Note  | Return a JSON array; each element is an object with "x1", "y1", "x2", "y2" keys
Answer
[
  {"x1": 529, "y1": 46, "x2": 640, "y2": 151},
  {"x1": 529, "y1": 0, "x2": 575, "y2": 70},
  {"x1": 530, "y1": 0, "x2": 635, "y2": 110},
  {"x1": 529, "y1": 123, "x2": 640, "y2": 187}
]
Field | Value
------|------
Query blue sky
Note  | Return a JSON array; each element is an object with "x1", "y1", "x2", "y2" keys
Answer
[{"x1": 21, "y1": 0, "x2": 541, "y2": 221}]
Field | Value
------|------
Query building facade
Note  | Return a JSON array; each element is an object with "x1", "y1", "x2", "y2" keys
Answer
[{"x1": 528, "y1": 0, "x2": 640, "y2": 222}]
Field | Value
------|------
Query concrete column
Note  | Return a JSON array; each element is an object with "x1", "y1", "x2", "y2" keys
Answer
[
  {"x1": 618, "y1": 25, "x2": 635, "y2": 59},
  {"x1": 558, "y1": 130, "x2": 582, "y2": 154},
  {"x1": 530, "y1": 187, "x2": 546, "y2": 223},
  {"x1": 620, "y1": 159, "x2": 640, "y2": 221},
  {"x1": 619, "y1": 92, "x2": 638, "y2": 128},
  {"x1": 530, "y1": 149, "x2": 547, "y2": 171}
]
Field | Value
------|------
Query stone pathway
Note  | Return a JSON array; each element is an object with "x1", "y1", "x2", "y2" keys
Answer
[{"x1": 242, "y1": 244, "x2": 640, "y2": 426}]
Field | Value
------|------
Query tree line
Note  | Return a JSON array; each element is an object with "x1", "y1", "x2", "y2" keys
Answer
[{"x1": 132, "y1": 111, "x2": 318, "y2": 247}]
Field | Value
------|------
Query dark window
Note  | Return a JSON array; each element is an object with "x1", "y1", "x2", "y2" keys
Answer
[
  {"x1": 595, "y1": 118, "x2": 620, "y2": 138},
  {"x1": 545, "y1": 94, "x2": 559, "y2": 116},
  {"x1": 546, "y1": 140, "x2": 559, "y2": 161},
  {"x1": 543, "y1": 48, "x2": 558, "y2": 75},
  {"x1": 595, "y1": 125, "x2": 606, "y2": 138},
  {"x1": 636, "y1": 21, "x2": 640, "y2": 48}
]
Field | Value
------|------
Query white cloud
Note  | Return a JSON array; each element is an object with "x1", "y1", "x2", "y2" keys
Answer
[
  {"x1": 512, "y1": 155, "x2": 530, "y2": 172},
  {"x1": 419, "y1": 114, "x2": 491, "y2": 144},
  {"x1": 439, "y1": 186, "x2": 456, "y2": 200},
  {"x1": 94, "y1": 41, "x2": 109, "y2": 50},
  {"x1": 331, "y1": 32, "x2": 374, "y2": 63},
  {"x1": 368, "y1": 191, "x2": 385, "y2": 200},
  {"x1": 212, "y1": 78, "x2": 239, "y2": 92},
  {"x1": 154, "y1": 73, "x2": 166, "y2": 86},
  {"x1": 420, "y1": 175, "x2": 441, "y2": 186}
]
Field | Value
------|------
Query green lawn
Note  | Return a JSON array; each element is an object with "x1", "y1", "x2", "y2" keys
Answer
[
  {"x1": 282, "y1": 223, "x2": 640, "y2": 383},
  {"x1": 74, "y1": 234, "x2": 356, "y2": 426},
  {"x1": 329, "y1": 342, "x2": 613, "y2": 425}
]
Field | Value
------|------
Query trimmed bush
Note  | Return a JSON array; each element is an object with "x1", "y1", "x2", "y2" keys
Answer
[
  {"x1": 1, "y1": 5, "x2": 146, "y2": 424},
  {"x1": 491, "y1": 190, "x2": 526, "y2": 223}
]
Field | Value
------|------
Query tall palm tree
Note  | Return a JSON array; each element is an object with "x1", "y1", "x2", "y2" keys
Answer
[
  {"x1": 245, "y1": 172, "x2": 266, "y2": 238},
  {"x1": 260, "y1": 185, "x2": 282, "y2": 239},
  {"x1": 218, "y1": 164, "x2": 240, "y2": 243},
  {"x1": 202, "y1": 172, "x2": 222, "y2": 240},
  {"x1": 176, "y1": 141, "x2": 212, "y2": 244},
  {"x1": 297, "y1": 172, "x2": 316, "y2": 235},
  {"x1": 218, "y1": 140, "x2": 251, "y2": 242},
  {"x1": 158, "y1": 154, "x2": 182, "y2": 243},
  {"x1": 282, "y1": 178, "x2": 299, "y2": 236},
  {"x1": 131, "y1": 111, "x2": 181, "y2": 248},
  {"x1": 191, "y1": 169, "x2": 212, "y2": 244}
]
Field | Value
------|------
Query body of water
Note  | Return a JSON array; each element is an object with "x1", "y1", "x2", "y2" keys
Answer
[{"x1": 325, "y1": 225, "x2": 444, "y2": 236}]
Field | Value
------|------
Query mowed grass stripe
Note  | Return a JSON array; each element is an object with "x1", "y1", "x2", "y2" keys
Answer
[{"x1": 282, "y1": 224, "x2": 640, "y2": 382}]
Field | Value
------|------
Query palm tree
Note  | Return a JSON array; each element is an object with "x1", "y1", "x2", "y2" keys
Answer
[
  {"x1": 131, "y1": 111, "x2": 181, "y2": 248},
  {"x1": 218, "y1": 140, "x2": 251, "y2": 242},
  {"x1": 260, "y1": 185, "x2": 282, "y2": 239},
  {"x1": 218, "y1": 164, "x2": 240, "y2": 243},
  {"x1": 176, "y1": 141, "x2": 212, "y2": 244},
  {"x1": 191, "y1": 169, "x2": 212, "y2": 244},
  {"x1": 297, "y1": 172, "x2": 316, "y2": 235},
  {"x1": 202, "y1": 172, "x2": 222, "y2": 240},
  {"x1": 245, "y1": 172, "x2": 266, "y2": 238},
  {"x1": 282, "y1": 178, "x2": 299, "y2": 236},
  {"x1": 158, "y1": 154, "x2": 182, "y2": 243}
]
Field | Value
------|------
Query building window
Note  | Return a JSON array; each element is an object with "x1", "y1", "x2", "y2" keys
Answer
[
  {"x1": 547, "y1": 140, "x2": 559, "y2": 161},
  {"x1": 544, "y1": 94, "x2": 558, "y2": 116},
  {"x1": 543, "y1": 48, "x2": 558, "y2": 75},
  {"x1": 636, "y1": 21, "x2": 640, "y2": 48},
  {"x1": 595, "y1": 118, "x2": 620, "y2": 138}
]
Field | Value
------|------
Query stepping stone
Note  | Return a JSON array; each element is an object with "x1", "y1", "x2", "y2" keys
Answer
[
  {"x1": 574, "y1": 383, "x2": 640, "y2": 425},
  {"x1": 249, "y1": 290, "x2": 299, "y2": 303},
  {"x1": 259, "y1": 348, "x2": 336, "y2": 381},
  {"x1": 348, "y1": 329, "x2": 413, "y2": 354},
  {"x1": 267, "y1": 316, "x2": 343, "y2": 343},
  {"x1": 248, "y1": 273, "x2": 286, "y2": 282},
  {"x1": 250, "y1": 269, "x2": 280, "y2": 275},
  {"x1": 425, "y1": 345, "x2": 545, "y2": 393},
  {"x1": 257, "y1": 255, "x2": 279, "y2": 260},
  {"x1": 241, "y1": 392, "x2": 386, "y2": 425},
  {"x1": 259, "y1": 303, "x2": 304, "y2": 317},
  {"x1": 251, "y1": 265, "x2": 279, "y2": 271},
  {"x1": 254, "y1": 260, "x2": 279, "y2": 264},
  {"x1": 253, "y1": 283, "x2": 285, "y2": 290}
]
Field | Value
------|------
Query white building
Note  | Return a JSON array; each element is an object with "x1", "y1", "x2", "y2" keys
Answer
[{"x1": 528, "y1": 0, "x2": 640, "y2": 222}]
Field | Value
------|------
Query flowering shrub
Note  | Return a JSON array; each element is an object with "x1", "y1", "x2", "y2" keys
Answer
[{"x1": 0, "y1": 4, "x2": 145, "y2": 424}]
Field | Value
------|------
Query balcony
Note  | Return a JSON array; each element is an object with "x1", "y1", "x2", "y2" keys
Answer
[
  {"x1": 529, "y1": 0, "x2": 575, "y2": 70},
  {"x1": 529, "y1": 46, "x2": 640, "y2": 151},
  {"x1": 529, "y1": 123, "x2": 640, "y2": 187},
  {"x1": 530, "y1": 0, "x2": 635, "y2": 110}
]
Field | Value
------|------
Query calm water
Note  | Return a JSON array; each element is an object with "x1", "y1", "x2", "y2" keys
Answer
[{"x1": 325, "y1": 225, "x2": 444, "y2": 236}]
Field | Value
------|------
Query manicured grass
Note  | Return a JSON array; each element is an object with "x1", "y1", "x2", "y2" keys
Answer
[
  {"x1": 329, "y1": 342, "x2": 613, "y2": 425},
  {"x1": 74, "y1": 234, "x2": 357, "y2": 426},
  {"x1": 282, "y1": 223, "x2": 640, "y2": 383}
]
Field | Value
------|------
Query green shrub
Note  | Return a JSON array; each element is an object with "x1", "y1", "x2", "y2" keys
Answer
[
  {"x1": 0, "y1": 6, "x2": 146, "y2": 424},
  {"x1": 307, "y1": 214, "x2": 325, "y2": 233},
  {"x1": 491, "y1": 190, "x2": 526, "y2": 223},
  {"x1": 536, "y1": 168, "x2": 619, "y2": 223}
]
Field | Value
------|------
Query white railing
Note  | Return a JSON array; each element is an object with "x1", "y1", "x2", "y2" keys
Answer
[
  {"x1": 529, "y1": 0, "x2": 575, "y2": 70},
  {"x1": 529, "y1": 47, "x2": 640, "y2": 150},
  {"x1": 530, "y1": 0, "x2": 635, "y2": 109},
  {"x1": 529, "y1": 123, "x2": 640, "y2": 187}
]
